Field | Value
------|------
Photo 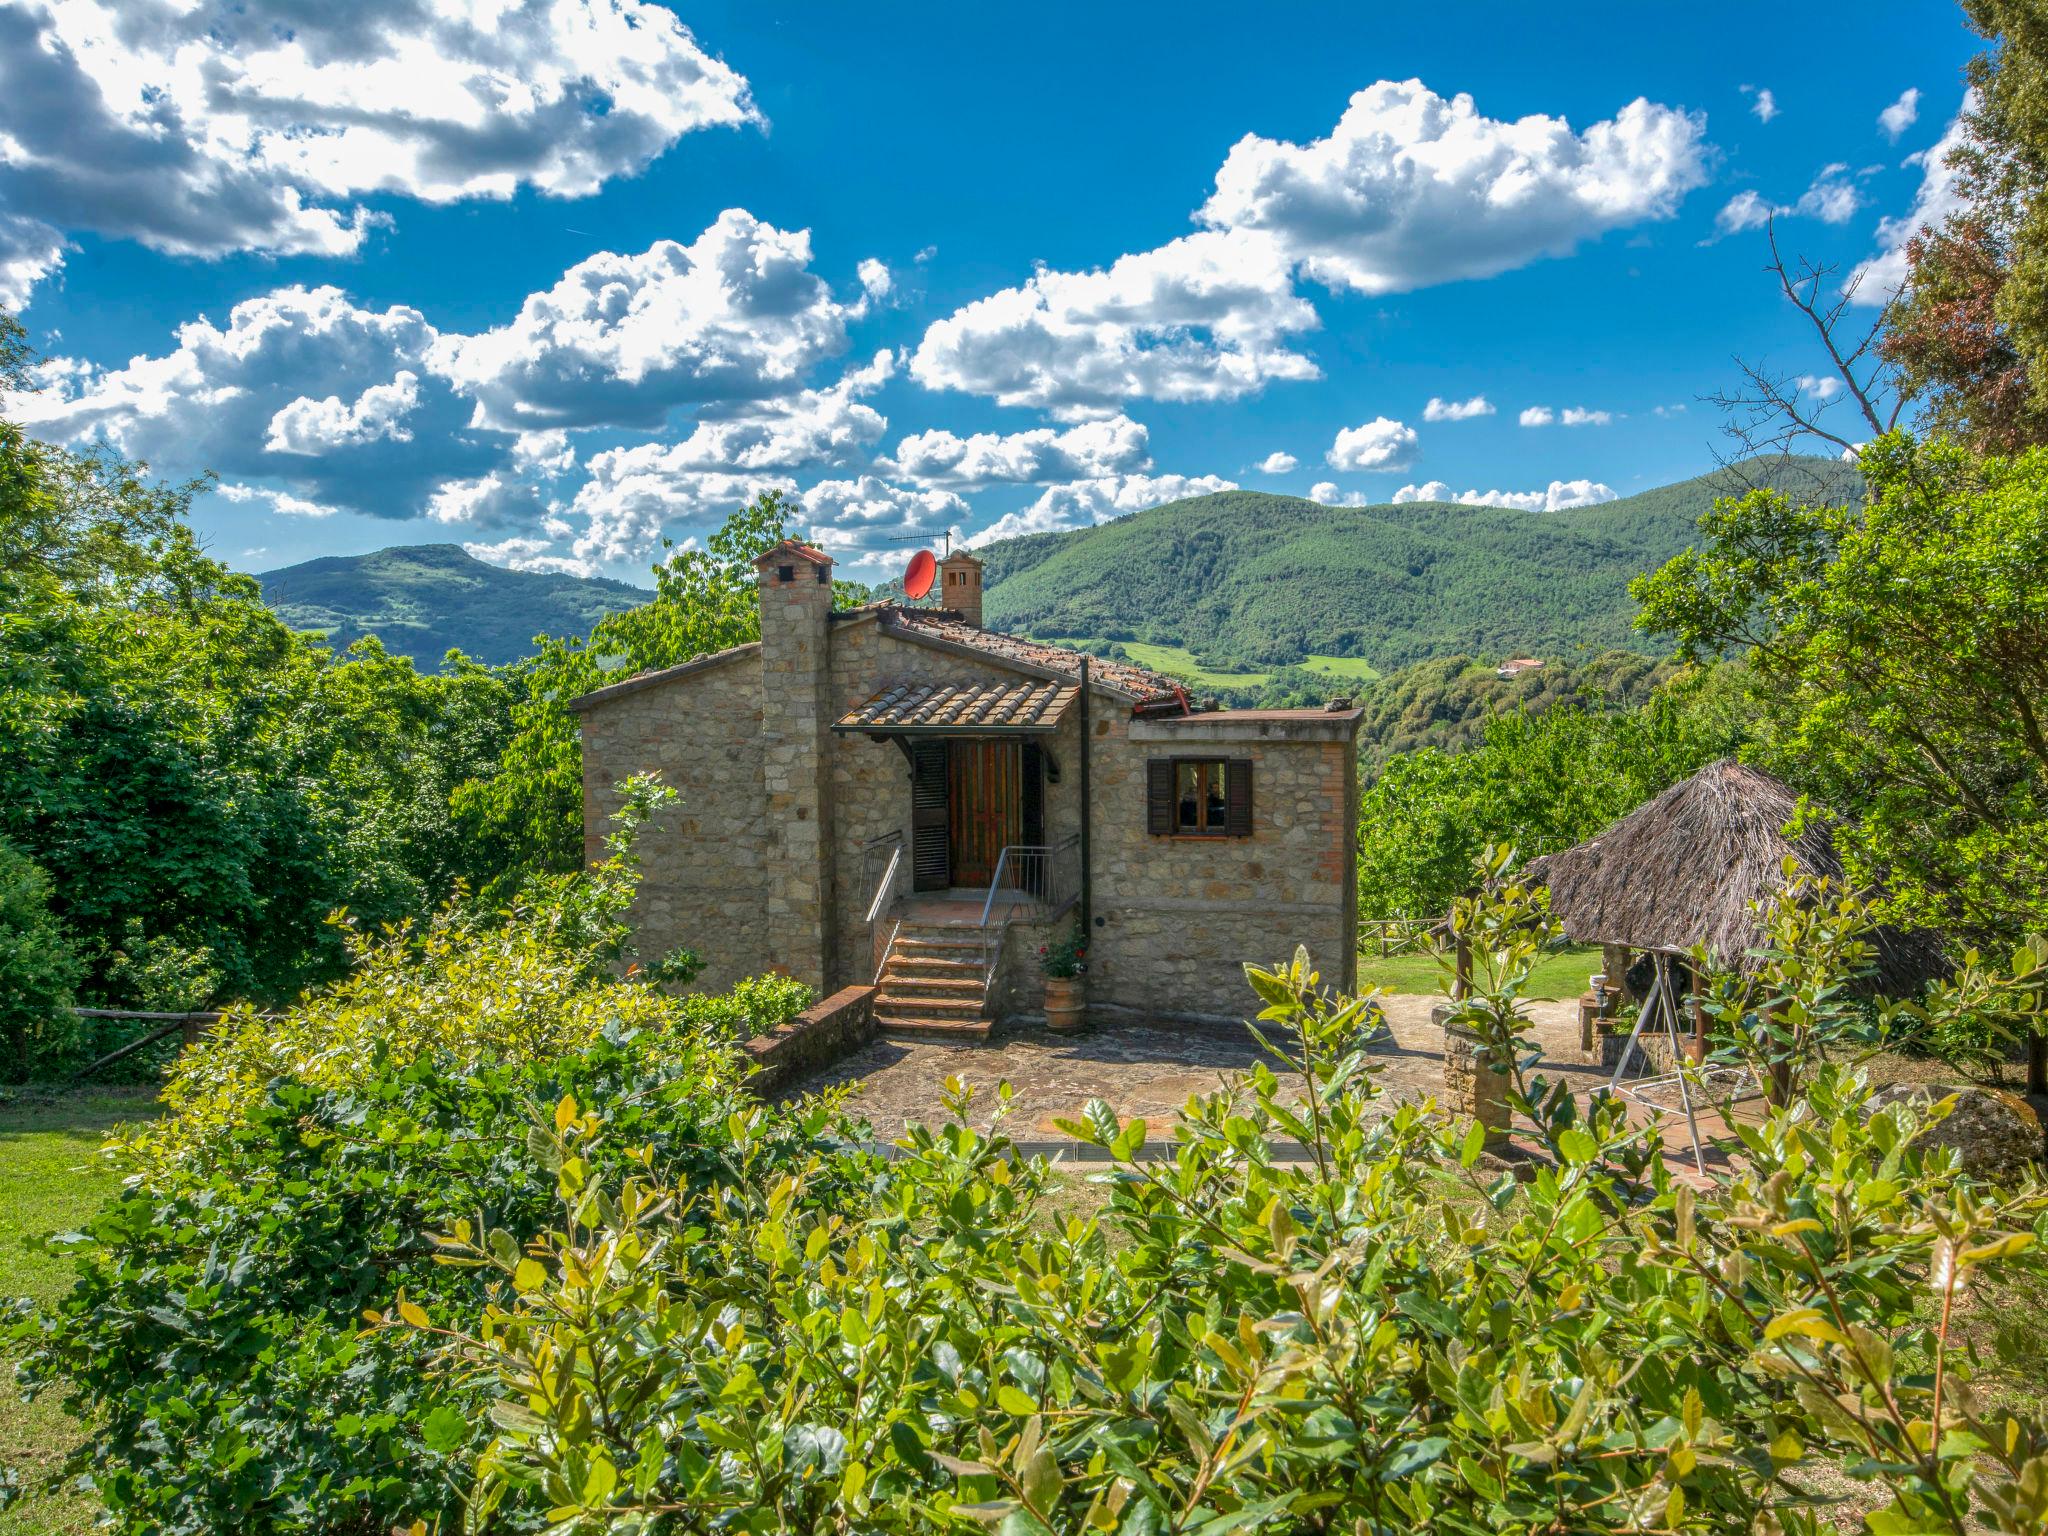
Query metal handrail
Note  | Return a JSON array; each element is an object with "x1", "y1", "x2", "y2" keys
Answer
[
  {"x1": 976, "y1": 834, "x2": 1083, "y2": 998},
  {"x1": 864, "y1": 842, "x2": 904, "y2": 925}
]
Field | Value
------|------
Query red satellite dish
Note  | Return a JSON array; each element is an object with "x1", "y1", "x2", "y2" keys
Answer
[{"x1": 903, "y1": 548, "x2": 937, "y2": 600}]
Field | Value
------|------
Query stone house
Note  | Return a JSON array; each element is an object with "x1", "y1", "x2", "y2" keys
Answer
[{"x1": 573, "y1": 540, "x2": 1362, "y2": 1036}]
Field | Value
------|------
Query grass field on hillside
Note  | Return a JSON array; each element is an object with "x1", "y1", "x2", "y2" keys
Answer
[
  {"x1": 1302, "y1": 654, "x2": 1382, "y2": 684},
  {"x1": 1091, "y1": 642, "x2": 1382, "y2": 691},
  {"x1": 0, "y1": 1088, "x2": 155, "y2": 1535},
  {"x1": 1115, "y1": 642, "x2": 1271, "y2": 688}
]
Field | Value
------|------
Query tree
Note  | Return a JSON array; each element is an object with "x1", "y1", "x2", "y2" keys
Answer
[
  {"x1": 1632, "y1": 431, "x2": 2048, "y2": 944},
  {"x1": 0, "y1": 836, "x2": 84, "y2": 1077},
  {"x1": 1, "y1": 311, "x2": 519, "y2": 1017},
  {"x1": 1884, "y1": 0, "x2": 2048, "y2": 451},
  {"x1": 1354, "y1": 682, "x2": 1743, "y2": 917}
]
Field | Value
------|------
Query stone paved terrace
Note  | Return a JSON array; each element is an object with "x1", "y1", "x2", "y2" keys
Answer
[{"x1": 778, "y1": 992, "x2": 1762, "y2": 1177}]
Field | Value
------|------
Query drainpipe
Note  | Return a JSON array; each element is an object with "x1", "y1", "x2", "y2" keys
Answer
[{"x1": 1078, "y1": 656, "x2": 1093, "y2": 937}]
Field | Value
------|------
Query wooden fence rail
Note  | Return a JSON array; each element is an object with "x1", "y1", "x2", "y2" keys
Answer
[
  {"x1": 72, "y1": 1009, "x2": 224, "y2": 1079},
  {"x1": 1357, "y1": 917, "x2": 1438, "y2": 958}
]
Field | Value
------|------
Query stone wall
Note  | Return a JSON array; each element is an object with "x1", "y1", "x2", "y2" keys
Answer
[
  {"x1": 742, "y1": 984, "x2": 877, "y2": 1093},
  {"x1": 821, "y1": 621, "x2": 1083, "y2": 993},
  {"x1": 578, "y1": 652, "x2": 773, "y2": 994},
  {"x1": 1079, "y1": 711, "x2": 1360, "y2": 1022}
]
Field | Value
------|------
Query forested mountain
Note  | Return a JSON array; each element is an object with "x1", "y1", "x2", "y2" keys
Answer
[
  {"x1": 259, "y1": 544, "x2": 648, "y2": 668},
  {"x1": 979, "y1": 457, "x2": 1861, "y2": 671},
  {"x1": 252, "y1": 459, "x2": 1858, "y2": 673},
  {"x1": 1353, "y1": 649, "x2": 1691, "y2": 766}
]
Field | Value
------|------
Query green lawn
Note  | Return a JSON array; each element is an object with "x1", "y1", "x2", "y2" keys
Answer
[
  {"x1": 0, "y1": 1087, "x2": 155, "y2": 1535},
  {"x1": 1355, "y1": 943, "x2": 1603, "y2": 1001}
]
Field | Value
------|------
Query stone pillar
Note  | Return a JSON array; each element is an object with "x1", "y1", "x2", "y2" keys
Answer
[
  {"x1": 938, "y1": 549, "x2": 984, "y2": 627},
  {"x1": 753, "y1": 540, "x2": 837, "y2": 992},
  {"x1": 1437, "y1": 1002, "x2": 1510, "y2": 1148}
]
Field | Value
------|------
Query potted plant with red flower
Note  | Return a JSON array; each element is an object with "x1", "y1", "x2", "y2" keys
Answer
[{"x1": 1038, "y1": 924, "x2": 1088, "y2": 1033}]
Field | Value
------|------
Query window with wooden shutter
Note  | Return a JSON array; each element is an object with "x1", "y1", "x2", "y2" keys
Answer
[
  {"x1": 1147, "y1": 757, "x2": 1254, "y2": 837},
  {"x1": 1225, "y1": 759, "x2": 1253, "y2": 836},
  {"x1": 1146, "y1": 759, "x2": 1174, "y2": 835}
]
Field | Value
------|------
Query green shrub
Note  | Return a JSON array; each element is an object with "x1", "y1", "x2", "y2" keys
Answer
[
  {"x1": 0, "y1": 835, "x2": 83, "y2": 1079},
  {"x1": 422, "y1": 888, "x2": 2048, "y2": 1535},
  {"x1": 7, "y1": 780, "x2": 830, "y2": 1534}
]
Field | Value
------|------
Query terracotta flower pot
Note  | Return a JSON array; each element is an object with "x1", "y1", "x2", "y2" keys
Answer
[{"x1": 1043, "y1": 975, "x2": 1086, "y2": 1033}]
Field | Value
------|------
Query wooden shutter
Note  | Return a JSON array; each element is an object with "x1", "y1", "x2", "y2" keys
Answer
[
  {"x1": 1225, "y1": 759, "x2": 1254, "y2": 837},
  {"x1": 1021, "y1": 741, "x2": 1045, "y2": 847},
  {"x1": 910, "y1": 740, "x2": 950, "y2": 890},
  {"x1": 1146, "y1": 758, "x2": 1174, "y2": 836}
]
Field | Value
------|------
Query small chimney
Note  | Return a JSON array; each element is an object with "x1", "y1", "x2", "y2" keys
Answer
[{"x1": 938, "y1": 548, "x2": 984, "y2": 627}]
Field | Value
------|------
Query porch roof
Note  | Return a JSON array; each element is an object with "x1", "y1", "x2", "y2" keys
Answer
[{"x1": 833, "y1": 677, "x2": 1077, "y2": 735}]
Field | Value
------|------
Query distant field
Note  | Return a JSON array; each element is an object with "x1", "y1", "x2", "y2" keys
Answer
[
  {"x1": 1302, "y1": 654, "x2": 1382, "y2": 683},
  {"x1": 1116, "y1": 641, "x2": 1272, "y2": 688},
  {"x1": 1082, "y1": 641, "x2": 1381, "y2": 690}
]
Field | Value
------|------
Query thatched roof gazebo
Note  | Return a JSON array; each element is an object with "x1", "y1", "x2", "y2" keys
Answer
[{"x1": 1524, "y1": 758, "x2": 1947, "y2": 995}]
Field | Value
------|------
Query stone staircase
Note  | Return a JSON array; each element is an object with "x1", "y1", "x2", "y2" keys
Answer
[{"x1": 874, "y1": 922, "x2": 992, "y2": 1040}]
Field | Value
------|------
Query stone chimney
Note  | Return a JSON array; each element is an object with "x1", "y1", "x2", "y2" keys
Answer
[
  {"x1": 938, "y1": 548, "x2": 984, "y2": 627},
  {"x1": 752, "y1": 539, "x2": 836, "y2": 990}
]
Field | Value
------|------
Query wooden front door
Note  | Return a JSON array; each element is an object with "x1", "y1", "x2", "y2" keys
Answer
[{"x1": 947, "y1": 739, "x2": 1022, "y2": 889}]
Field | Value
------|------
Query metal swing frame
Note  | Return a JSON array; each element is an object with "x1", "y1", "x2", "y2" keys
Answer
[{"x1": 1605, "y1": 950, "x2": 1761, "y2": 1176}]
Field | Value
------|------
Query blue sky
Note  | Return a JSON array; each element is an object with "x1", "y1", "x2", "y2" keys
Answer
[{"x1": 0, "y1": 0, "x2": 1978, "y2": 583}]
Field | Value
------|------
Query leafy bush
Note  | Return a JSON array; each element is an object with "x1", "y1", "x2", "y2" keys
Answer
[
  {"x1": 0, "y1": 835, "x2": 83, "y2": 1079},
  {"x1": 420, "y1": 892, "x2": 2048, "y2": 1535},
  {"x1": 8, "y1": 784, "x2": 825, "y2": 1535},
  {"x1": 1355, "y1": 687, "x2": 1740, "y2": 918}
]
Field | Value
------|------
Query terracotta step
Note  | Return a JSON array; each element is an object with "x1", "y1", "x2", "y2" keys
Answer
[
  {"x1": 875, "y1": 1013, "x2": 993, "y2": 1041},
  {"x1": 883, "y1": 953, "x2": 982, "y2": 976},
  {"x1": 876, "y1": 974, "x2": 978, "y2": 999},
  {"x1": 876, "y1": 989, "x2": 984, "y2": 1016},
  {"x1": 888, "y1": 933, "x2": 983, "y2": 958}
]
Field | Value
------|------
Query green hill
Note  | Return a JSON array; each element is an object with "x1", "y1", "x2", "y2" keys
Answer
[
  {"x1": 258, "y1": 544, "x2": 648, "y2": 669},
  {"x1": 979, "y1": 457, "x2": 1860, "y2": 672}
]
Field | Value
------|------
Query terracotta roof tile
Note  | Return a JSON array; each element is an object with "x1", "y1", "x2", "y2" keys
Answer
[
  {"x1": 878, "y1": 607, "x2": 1182, "y2": 702},
  {"x1": 834, "y1": 677, "x2": 1077, "y2": 733}
]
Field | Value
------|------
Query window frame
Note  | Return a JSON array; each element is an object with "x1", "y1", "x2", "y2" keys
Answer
[{"x1": 1146, "y1": 755, "x2": 1254, "y2": 839}]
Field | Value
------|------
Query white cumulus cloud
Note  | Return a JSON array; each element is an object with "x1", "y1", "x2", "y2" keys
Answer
[
  {"x1": 1518, "y1": 405, "x2": 1555, "y2": 427},
  {"x1": 1422, "y1": 394, "x2": 1494, "y2": 422},
  {"x1": 801, "y1": 476, "x2": 971, "y2": 572},
  {"x1": 1879, "y1": 88, "x2": 1922, "y2": 143},
  {"x1": 912, "y1": 79, "x2": 1707, "y2": 414},
  {"x1": 1326, "y1": 416, "x2": 1418, "y2": 472},
  {"x1": 265, "y1": 371, "x2": 422, "y2": 454},
  {"x1": 1202, "y1": 80, "x2": 1710, "y2": 296},
  {"x1": 1852, "y1": 100, "x2": 1972, "y2": 304},
  {"x1": 1256, "y1": 450, "x2": 1298, "y2": 474},
  {"x1": 464, "y1": 536, "x2": 600, "y2": 578},
  {"x1": 647, "y1": 352, "x2": 896, "y2": 474},
  {"x1": 0, "y1": 212, "x2": 66, "y2": 309},
  {"x1": 910, "y1": 228, "x2": 1318, "y2": 418},
  {"x1": 0, "y1": 0, "x2": 756, "y2": 305},
  {"x1": 972, "y1": 472, "x2": 1238, "y2": 546},
  {"x1": 1392, "y1": 478, "x2": 1617, "y2": 511},
  {"x1": 1743, "y1": 86, "x2": 1780, "y2": 124},
  {"x1": 6, "y1": 284, "x2": 496, "y2": 519},
  {"x1": 1560, "y1": 406, "x2": 1614, "y2": 426},
  {"x1": 887, "y1": 414, "x2": 1151, "y2": 487},
  {"x1": 217, "y1": 482, "x2": 341, "y2": 518},
  {"x1": 430, "y1": 210, "x2": 866, "y2": 431}
]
